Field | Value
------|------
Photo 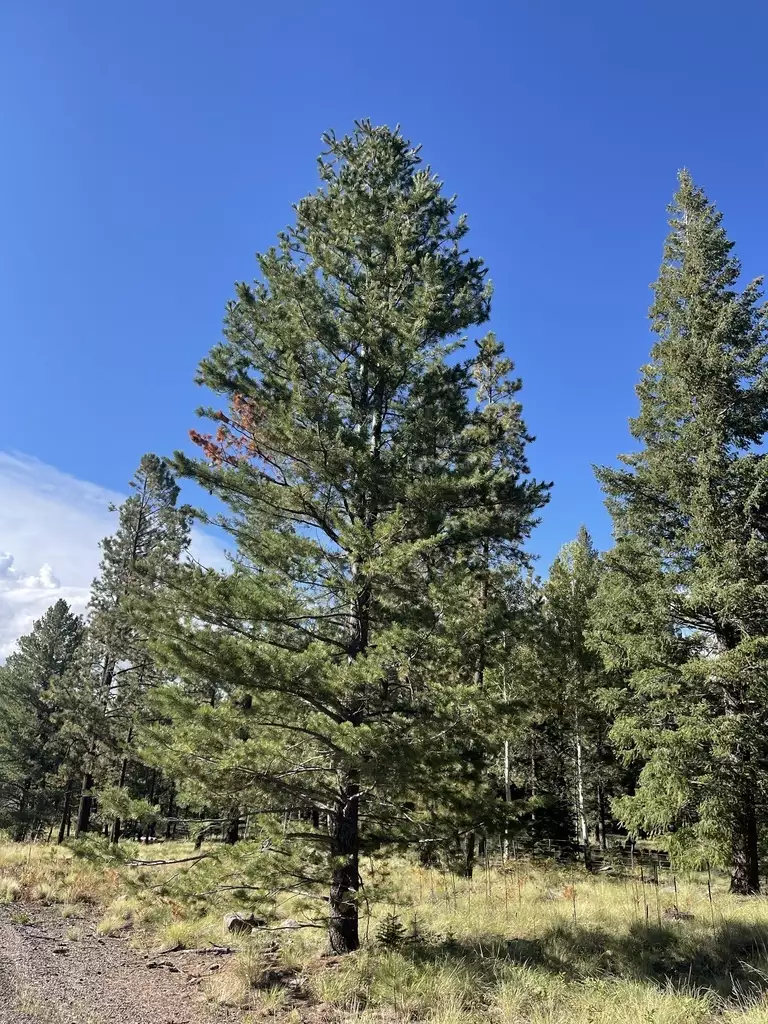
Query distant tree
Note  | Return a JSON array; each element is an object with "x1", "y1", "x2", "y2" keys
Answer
[
  {"x1": 146, "y1": 122, "x2": 546, "y2": 953},
  {"x1": 503, "y1": 530, "x2": 619, "y2": 863},
  {"x1": 542, "y1": 528, "x2": 612, "y2": 865},
  {"x1": 62, "y1": 454, "x2": 190, "y2": 841},
  {"x1": 594, "y1": 172, "x2": 768, "y2": 893},
  {"x1": 0, "y1": 600, "x2": 84, "y2": 839}
]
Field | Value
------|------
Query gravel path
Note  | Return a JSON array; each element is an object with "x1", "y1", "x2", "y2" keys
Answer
[{"x1": 0, "y1": 905, "x2": 242, "y2": 1024}]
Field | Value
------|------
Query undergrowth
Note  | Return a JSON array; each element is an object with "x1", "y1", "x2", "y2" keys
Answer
[{"x1": 4, "y1": 839, "x2": 768, "y2": 1021}]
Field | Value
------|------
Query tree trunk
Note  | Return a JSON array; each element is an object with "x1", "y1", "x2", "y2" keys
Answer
[
  {"x1": 110, "y1": 727, "x2": 134, "y2": 846},
  {"x1": 730, "y1": 788, "x2": 760, "y2": 894},
  {"x1": 459, "y1": 831, "x2": 476, "y2": 879},
  {"x1": 328, "y1": 774, "x2": 360, "y2": 954},
  {"x1": 13, "y1": 779, "x2": 31, "y2": 841},
  {"x1": 719, "y1": 632, "x2": 759, "y2": 894},
  {"x1": 419, "y1": 843, "x2": 438, "y2": 867},
  {"x1": 503, "y1": 738, "x2": 512, "y2": 861},
  {"x1": 574, "y1": 715, "x2": 592, "y2": 871},
  {"x1": 75, "y1": 773, "x2": 94, "y2": 837},
  {"x1": 223, "y1": 808, "x2": 240, "y2": 845},
  {"x1": 597, "y1": 780, "x2": 608, "y2": 851},
  {"x1": 165, "y1": 783, "x2": 175, "y2": 840},
  {"x1": 57, "y1": 778, "x2": 74, "y2": 845}
]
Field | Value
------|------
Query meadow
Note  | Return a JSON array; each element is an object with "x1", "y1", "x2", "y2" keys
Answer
[{"x1": 3, "y1": 840, "x2": 768, "y2": 1022}]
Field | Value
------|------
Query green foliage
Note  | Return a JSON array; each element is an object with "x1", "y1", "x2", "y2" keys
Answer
[
  {"x1": 9, "y1": 127, "x2": 768, "y2": 970},
  {"x1": 0, "y1": 599, "x2": 84, "y2": 837},
  {"x1": 141, "y1": 121, "x2": 546, "y2": 950},
  {"x1": 377, "y1": 910, "x2": 406, "y2": 948},
  {"x1": 594, "y1": 172, "x2": 768, "y2": 891},
  {"x1": 53, "y1": 453, "x2": 190, "y2": 840},
  {"x1": 501, "y1": 529, "x2": 623, "y2": 852}
]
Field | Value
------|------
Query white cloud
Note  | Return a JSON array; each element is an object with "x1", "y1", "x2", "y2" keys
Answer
[
  {"x1": 0, "y1": 452, "x2": 226, "y2": 661},
  {"x1": 0, "y1": 553, "x2": 60, "y2": 589}
]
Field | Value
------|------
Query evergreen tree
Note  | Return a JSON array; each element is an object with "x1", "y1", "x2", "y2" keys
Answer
[
  {"x1": 449, "y1": 333, "x2": 547, "y2": 874},
  {"x1": 542, "y1": 527, "x2": 612, "y2": 864},
  {"x1": 147, "y1": 122, "x2": 546, "y2": 953},
  {"x1": 63, "y1": 454, "x2": 190, "y2": 840},
  {"x1": 594, "y1": 171, "x2": 768, "y2": 893},
  {"x1": 504, "y1": 530, "x2": 619, "y2": 860},
  {"x1": 0, "y1": 600, "x2": 84, "y2": 838}
]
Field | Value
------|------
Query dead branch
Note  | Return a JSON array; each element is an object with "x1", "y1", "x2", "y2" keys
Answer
[{"x1": 127, "y1": 854, "x2": 211, "y2": 867}]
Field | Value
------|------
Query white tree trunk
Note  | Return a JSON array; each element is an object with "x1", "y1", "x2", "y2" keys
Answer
[{"x1": 575, "y1": 711, "x2": 591, "y2": 869}]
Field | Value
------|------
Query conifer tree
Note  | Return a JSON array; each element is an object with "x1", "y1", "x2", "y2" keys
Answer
[
  {"x1": 542, "y1": 527, "x2": 610, "y2": 865},
  {"x1": 448, "y1": 333, "x2": 546, "y2": 874},
  {"x1": 0, "y1": 600, "x2": 84, "y2": 838},
  {"x1": 147, "y1": 122, "x2": 546, "y2": 952},
  {"x1": 503, "y1": 530, "x2": 618, "y2": 859},
  {"x1": 594, "y1": 172, "x2": 768, "y2": 893},
  {"x1": 63, "y1": 454, "x2": 190, "y2": 840}
]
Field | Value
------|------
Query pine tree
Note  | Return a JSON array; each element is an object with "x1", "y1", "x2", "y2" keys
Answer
[
  {"x1": 542, "y1": 528, "x2": 611, "y2": 865},
  {"x1": 147, "y1": 122, "x2": 546, "y2": 953},
  {"x1": 502, "y1": 530, "x2": 618, "y2": 861},
  {"x1": 449, "y1": 333, "x2": 547, "y2": 875},
  {"x1": 0, "y1": 600, "x2": 84, "y2": 838},
  {"x1": 594, "y1": 171, "x2": 768, "y2": 893},
  {"x1": 64, "y1": 454, "x2": 190, "y2": 840}
]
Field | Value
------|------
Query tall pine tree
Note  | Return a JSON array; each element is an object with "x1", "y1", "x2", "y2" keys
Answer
[
  {"x1": 594, "y1": 172, "x2": 768, "y2": 893},
  {"x1": 147, "y1": 122, "x2": 546, "y2": 952}
]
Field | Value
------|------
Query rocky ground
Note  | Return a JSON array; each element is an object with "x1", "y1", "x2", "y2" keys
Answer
[{"x1": 0, "y1": 904, "x2": 243, "y2": 1024}]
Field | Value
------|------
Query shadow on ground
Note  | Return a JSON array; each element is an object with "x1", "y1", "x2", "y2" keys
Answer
[{"x1": 401, "y1": 919, "x2": 768, "y2": 1001}]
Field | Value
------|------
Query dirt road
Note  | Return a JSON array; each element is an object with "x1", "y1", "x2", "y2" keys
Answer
[{"x1": 0, "y1": 905, "x2": 240, "y2": 1024}]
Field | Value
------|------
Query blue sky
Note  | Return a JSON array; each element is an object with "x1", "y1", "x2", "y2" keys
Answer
[{"x1": 2, "y1": 0, "x2": 768, "y2": 618}]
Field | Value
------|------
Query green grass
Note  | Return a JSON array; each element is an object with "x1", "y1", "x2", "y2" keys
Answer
[{"x1": 4, "y1": 839, "x2": 768, "y2": 1021}]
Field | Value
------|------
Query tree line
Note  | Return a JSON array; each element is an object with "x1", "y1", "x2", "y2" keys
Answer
[{"x1": 2, "y1": 122, "x2": 767, "y2": 953}]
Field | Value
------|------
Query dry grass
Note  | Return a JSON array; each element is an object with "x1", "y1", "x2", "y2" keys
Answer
[
  {"x1": 4, "y1": 839, "x2": 768, "y2": 1021},
  {"x1": 304, "y1": 857, "x2": 768, "y2": 1023},
  {"x1": 0, "y1": 841, "x2": 121, "y2": 907}
]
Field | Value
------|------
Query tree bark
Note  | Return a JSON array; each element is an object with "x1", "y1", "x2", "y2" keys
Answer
[
  {"x1": 165, "y1": 783, "x2": 175, "y2": 840},
  {"x1": 597, "y1": 780, "x2": 608, "y2": 852},
  {"x1": 223, "y1": 808, "x2": 240, "y2": 845},
  {"x1": 458, "y1": 831, "x2": 476, "y2": 879},
  {"x1": 574, "y1": 714, "x2": 592, "y2": 871},
  {"x1": 503, "y1": 738, "x2": 512, "y2": 860},
  {"x1": 57, "y1": 778, "x2": 74, "y2": 845},
  {"x1": 328, "y1": 774, "x2": 360, "y2": 954},
  {"x1": 730, "y1": 787, "x2": 760, "y2": 894},
  {"x1": 75, "y1": 773, "x2": 94, "y2": 837}
]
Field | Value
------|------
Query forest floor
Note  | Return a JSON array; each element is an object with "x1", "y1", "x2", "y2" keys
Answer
[
  {"x1": 0, "y1": 901, "x2": 242, "y2": 1024},
  {"x1": 3, "y1": 840, "x2": 768, "y2": 1022}
]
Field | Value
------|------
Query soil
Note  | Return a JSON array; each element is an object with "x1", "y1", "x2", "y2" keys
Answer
[{"x1": 0, "y1": 904, "x2": 243, "y2": 1024}]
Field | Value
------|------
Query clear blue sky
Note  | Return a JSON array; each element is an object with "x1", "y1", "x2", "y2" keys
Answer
[{"x1": 2, "y1": 1, "x2": 767, "y2": 570}]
